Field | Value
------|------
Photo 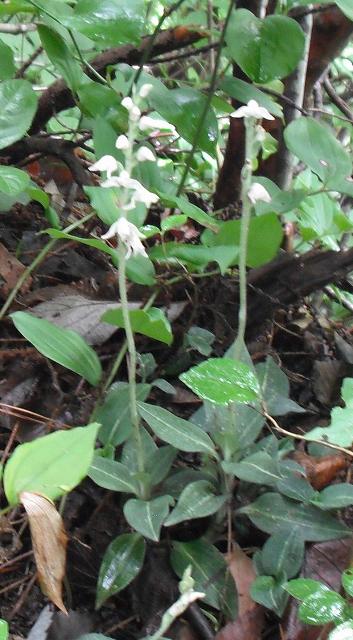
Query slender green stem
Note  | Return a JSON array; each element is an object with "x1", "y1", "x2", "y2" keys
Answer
[
  {"x1": 117, "y1": 242, "x2": 144, "y2": 475},
  {"x1": 0, "y1": 212, "x2": 95, "y2": 320},
  {"x1": 233, "y1": 119, "x2": 255, "y2": 360},
  {"x1": 130, "y1": 0, "x2": 187, "y2": 93},
  {"x1": 176, "y1": 0, "x2": 233, "y2": 196},
  {"x1": 102, "y1": 292, "x2": 157, "y2": 394}
]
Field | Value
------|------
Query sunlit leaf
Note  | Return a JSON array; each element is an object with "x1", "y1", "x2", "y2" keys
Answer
[{"x1": 4, "y1": 424, "x2": 99, "y2": 505}]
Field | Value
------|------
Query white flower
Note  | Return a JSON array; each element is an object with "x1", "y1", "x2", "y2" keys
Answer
[
  {"x1": 230, "y1": 100, "x2": 274, "y2": 121},
  {"x1": 121, "y1": 96, "x2": 141, "y2": 122},
  {"x1": 89, "y1": 155, "x2": 118, "y2": 179},
  {"x1": 136, "y1": 146, "x2": 156, "y2": 162},
  {"x1": 115, "y1": 135, "x2": 130, "y2": 150},
  {"x1": 139, "y1": 115, "x2": 176, "y2": 133},
  {"x1": 139, "y1": 83, "x2": 153, "y2": 98},
  {"x1": 101, "y1": 217, "x2": 147, "y2": 259},
  {"x1": 248, "y1": 182, "x2": 272, "y2": 204}
]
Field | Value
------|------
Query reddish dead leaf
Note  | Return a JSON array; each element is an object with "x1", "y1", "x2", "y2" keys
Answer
[
  {"x1": 293, "y1": 451, "x2": 348, "y2": 490},
  {"x1": 283, "y1": 538, "x2": 352, "y2": 640},
  {"x1": 21, "y1": 492, "x2": 68, "y2": 613},
  {"x1": 215, "y1": 546, "x2": 265, "y2": 640},
  {"x1": 0, "y1": 243, "x2": 32, "y2": 298}
]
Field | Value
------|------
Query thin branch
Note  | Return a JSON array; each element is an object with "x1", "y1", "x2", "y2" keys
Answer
[
  {"x1": 323, "y1": 76, "x2": 353, "y2": 124},
  {"x1": 25, "y1": 26, "x2": 206, "y2": 136}
]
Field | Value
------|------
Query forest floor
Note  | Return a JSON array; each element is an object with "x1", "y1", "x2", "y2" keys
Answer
[{"x1": 1, "y1": 192, "x2": 353, "y2": 640}]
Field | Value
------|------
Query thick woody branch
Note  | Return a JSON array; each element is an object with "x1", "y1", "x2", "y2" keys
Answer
[{"x1": 29, "y1": 26, "x2": 206, "y2": 135}]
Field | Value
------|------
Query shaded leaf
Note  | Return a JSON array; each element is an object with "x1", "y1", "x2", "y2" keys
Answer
[
  {"x1": 89, "y1": 458, "x2": 138, "y2": 494},
  {"x1": 96, "y1": 533, "x2": 145, "y2": 607},
  {"x1": 239, "y1": 493, "x2": 351, "y2": 541},
  {"x1": 123, "y1": 495, "x2": 172, "y2": 541},
  {"x1": 0, "y1": 80, "x2": 37, "y2": 149},
  {"x1": 11, "y1": 311, "x2": 102, "y2": 386},
  {"x1": 171, "y1": 538, "x2": 237, "y2": 619},
  {"x1": 138, "y1": 402, "x2": 216, "y2": 457},
  {"x1": 165, "y1": 480, "x2": 226, "y2": 526}
]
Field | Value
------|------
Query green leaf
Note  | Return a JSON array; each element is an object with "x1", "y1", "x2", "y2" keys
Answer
[
  {"x1": 63, "y1": 0, "x2": 145, "y2": 46},
  {"x1": 165, "y1": 480, "x2": 226, "y2": 526},
  {"x1": 224, "y1": 452, "x2": 282, "y2": 486},
  {"x1": 240, "y1": 493, "x2": 351, "y2": 541},
  {"x1": 257, "y1": 356, "x2": 305, "y2": 415},
  {"x1": 329, "y1": 622, "x2": 353, "y2": 640},
  {"x1": 0, "y1": 40, "x2": 15, "y2": 80},
  {"x1": 137, "y1": 402, "x2": 216, "y2": 457},
  {"x1": 285, "y1": 578, "x2": 330, "y2": 600},
  {"x1": 126, "y1": 254, "x2": 156, "y2": 286},
  {"x1": 157, "y1": 193, "x2": 220, "y2": 233},
  {"x1": 261, "y1": 529, "x2": 305, "y2": 579},
  {"x1": 11, "y1": 311, "x2": 102, "y2": 386},
  {"x1": 89, "y1": 458, "x2": 138, "y2": 494},
  {"x1": 304, "y1": 377, "x2": 353, "y2": 446},
  {"x1": 84, "y1": 186, "x2": 121, "y2": 225},
  {"x1": 299, "y1": 590, "x2": 346, "y2": 625},
  {"x1": 123, "y1": 496, "x2": 172, "y2": 541},
  {"x1": 149, "y1": 242, "x2": 236, "y2": 274},
  {"x1": 0, "y1": 166, "x2": 30, "y2": 196},
  {"x1": 284, "y1": 117, "x2": 352, "y2": 188},
  {"x1": 342, "y1": 569, "x2": 353, "y2": 597},
  {"x1": 250, "y1": 575, "x2": 288, "y2": 616},
  {"x1": 146, "y1": 445, "x2": 177, "y2": 486},
  {"x1": 0, "y1": 80, "x2": 37, "y2": 149},
  {"x1": 312, "y1": 484, "x2": 353, "y2": 511},
  {"x1": 276, "y1": 473, "x2": 317, "y2": 503},
  {"x1": 220, "y1": 77, "x2": 283, "y2": 118},
  {"x1": 336, "y1": 0, "x2": 353, "y2": 20},
  {"x1": 180, "y1": 357, "x2": 260, "y2": 405},
  {"x1": 102, "y1": 308, "x2": 173, "y2": 345},
  {"x1": 0, "y1": 619, "x2": 8, "y2": 640},
  {"x1": 171, "y1": 539, "x2": 237, "y2": 619},
  {"x1": 204, "y1": 213, "x2": 283, "y2": 269},
  {"x1": 186, "y1": 326, "x2": 215, "y2": 357},
  {"x1": 152, "y1": 87, "x2": 218, "y2": 156},
  {"x1": 4, "y1": 423, "x2": 99, "y2": 505},
  {"x1": 38, "y1": 25, "x2": 83, "y2": 91},
  {"x1": 93, "y1": 382, "x2": 151, "y2": 447},
  {"x1": 161, "y1": 214, "x2": 188, "y2": 232},
  {"x1": 96, "y1": 533, "x2": 145, "y2": 608},
  {"x1": 226, "y1": 10, "x2": 305, "y2": 83}
]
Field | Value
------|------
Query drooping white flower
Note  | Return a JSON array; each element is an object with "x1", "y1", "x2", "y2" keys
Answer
[
  {"x1": 139, "y1": 115, "x2": 176, "y2": 133},
  {"x1": 101, "y1": 217, "x2": 147, "y2": 259},
  {"x1": 139, "y1": 83, "x2": 153, "y2": 98},
  {"x1": 248, "y1": 182, "x2": 272, "y2": 204},
  {"x1": 136, "y1": 146, "x2": 156, "y2": 162},
  {"x1": 89, "y1": 155, "x2": 118, "y2": 179},
  {"x1": 230, "y1": 100, "x2": 274, "y2": 121},
  {"x1": 115, "y1": 135, "x2": 130, "y2": 151},
  {"x1": 121, "y1": 96, "x2": 141, "y2": 122}
]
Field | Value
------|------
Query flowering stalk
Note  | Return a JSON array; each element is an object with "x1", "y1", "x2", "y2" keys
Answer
[
  {"x1": 231, "y1": 101, "x2": 273, "y2": 360},
  {"x1": 89, "y1": 84, "x2": 159, "y2": 493}
]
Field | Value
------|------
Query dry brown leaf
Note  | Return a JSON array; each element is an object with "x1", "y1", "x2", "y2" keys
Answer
[
  {"x1": 293, "y1": 451, "x2": 348, "y2": 490},
  {"x1": 21, "y1": 491, "x2": 68, "y2": 613},
  {"x1": 215, "y1": 545, "x2": 265, "y2": 640}
]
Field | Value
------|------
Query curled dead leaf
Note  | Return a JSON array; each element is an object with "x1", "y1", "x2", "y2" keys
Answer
[
  {"x1": 293, "y1": 452, "x2": 348, "y2": 490},
  {"x1": 215, "y1": 545, "x2": 265, "y2": 640},
  {"x1": 21, "y1": 491, "x2": 68, "y2": 613}
]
